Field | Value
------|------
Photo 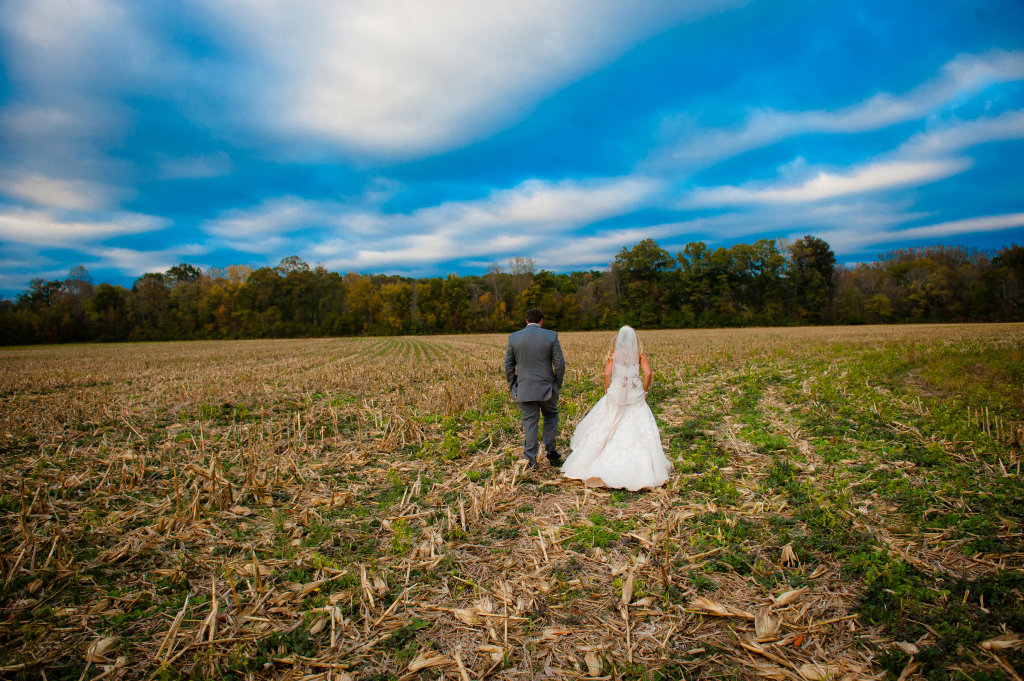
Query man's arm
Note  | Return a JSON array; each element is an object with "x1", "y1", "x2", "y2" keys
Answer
[
  {"x1": 551, "y1": 334, "x2": 565, "y2": 388},
  {"x1": 504, "y1": 340, "x2": 517, "y2": 389}
]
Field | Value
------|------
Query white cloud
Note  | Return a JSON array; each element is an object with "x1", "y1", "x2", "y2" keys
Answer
[
  {"x1": 661, "y1": 50, "x2": 1024, "y2": 166},
  {"x1": 688, "y1": 159, "x2": 970, "y2": 206},
  {"x1": 0, "y1": 172, "x2": 122, "y2": 211},
  {"x1": 0, "y1": 1, "x2": 165, "y2": 210},
  {"x1": 311, "y1": 176, "x2": 661, "y2": 270},
  {"x1": 0, "y1": 0, "x2": 164, "y2": 96},
  {"x1": 0, "y1": 269, "x2": 66, "y2": 293},
  {"x1": 535, "y1": 229, "x2": 666, "y2": 269},
  {"x1": 0, "y1": 205, "x2": 184, "y2": 289},
  {"x1": 817, "y1": 212, "x2": 1024, "y2": 254},
  {"x1": 191, "y1": 0, "x2": 742, "y2": 156},
  {"x1": 204, "y1": 196, "x2": 337, "y2": 239},
  {"x1": 678, "y1": 104, "x2": 1024, "y2": 222},
  {"x1": 202, "y1": 182, "x2": 419, "y2": 249},
  {"x1": 412, "y1": 177, "x2": 659, "y2": 234},
  {"x1": 157, "y1": 152, "x2": 232, "y2": 180},
  {"x1": 898, "y1": 109, "x2": 1024, "y2": 156},
  {"x1": 84, "y1": 244, "x2": 209, "y2": 276},
  {"x1": 326, "y1": 222, "x2": 687, "y2": 274},
  {"x1": 0, "y1": 208, "x2": 168, "y2": 245},
  {"x1": 304, "y1": 181, "x2": 946, "y2": 272},
  {"x1": 217, "y1": 236, "x2": 295, "y2": 257},
  {"x1": 570, "y1": 199, "x2": 932, "y2": 261},
  {"x1": 0, "y1": 249, "x2": 62, "y2": 293},
  {"x1": 200, "y1": 175, "x2": 662, "y2": 268},
  {"x1": 0, "y1": 0, "x2": 748, "y2": 183},
  {"x1": 0, "y1": 104, "x2": 134, "y2": 212},
  {"x1": 0, "y1": 103, "x2": 120, "y2": 155}
]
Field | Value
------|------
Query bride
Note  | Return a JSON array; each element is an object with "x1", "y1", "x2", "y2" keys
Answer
[{"x1": 561, "y1": 326, "x2": 672, "y2": 491}]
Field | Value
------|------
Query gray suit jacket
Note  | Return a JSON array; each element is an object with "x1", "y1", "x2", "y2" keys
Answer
[{"x1": 504, "y1": 324, "x2": 565, "y2": 403}]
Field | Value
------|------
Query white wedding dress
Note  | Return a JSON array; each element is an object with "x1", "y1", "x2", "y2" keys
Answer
[{"x1": 561, "y1": 326, "x2": 671, "y2": 491}]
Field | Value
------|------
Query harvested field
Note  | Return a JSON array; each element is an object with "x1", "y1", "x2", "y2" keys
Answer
[{"x1": 1, "y1": 324, "x2": 1022, "y2": 680}]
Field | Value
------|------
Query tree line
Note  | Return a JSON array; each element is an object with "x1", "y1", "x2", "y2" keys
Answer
[{"x1": 2, "y1": 236, "x2": 1021, "y2": 345}]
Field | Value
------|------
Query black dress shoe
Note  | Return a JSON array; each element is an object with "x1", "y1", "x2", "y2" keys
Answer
[
  {"x1": 526, "y1": 460, "x2": 538, "y2": 469},
  {"x1": 547, "y1": 453, "x2": 562, "y2": 466}
]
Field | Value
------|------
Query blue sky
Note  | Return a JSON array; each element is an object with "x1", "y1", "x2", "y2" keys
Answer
[{"x1": 1, "y1": 0, "x2": 1023, "y2": 296}]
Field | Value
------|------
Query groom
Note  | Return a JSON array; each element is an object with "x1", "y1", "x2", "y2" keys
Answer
[{"x1": 504, "y1": 308, "x2": 565, "y2": 469}]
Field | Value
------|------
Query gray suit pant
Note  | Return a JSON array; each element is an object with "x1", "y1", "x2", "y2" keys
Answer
[{"x1": 518, "y1": 395, "x2": 558, "y2": 464}]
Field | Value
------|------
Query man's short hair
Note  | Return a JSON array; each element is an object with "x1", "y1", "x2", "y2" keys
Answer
[{"x1": 525, "y1": 308, "x2": 544, "y2": 324}]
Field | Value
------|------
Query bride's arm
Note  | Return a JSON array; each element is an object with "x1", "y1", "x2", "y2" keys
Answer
[
  {"x1": 603, "y1": 355, "x2": 614, "y2": 392},
  {"x1": 640, "y1": 353, "x2": 652, "y2": 392}
]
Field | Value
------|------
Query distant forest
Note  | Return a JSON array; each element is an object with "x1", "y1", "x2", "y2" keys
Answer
[{"x1": 2, "y1": 236, "x2": 1022, "y2": 345}]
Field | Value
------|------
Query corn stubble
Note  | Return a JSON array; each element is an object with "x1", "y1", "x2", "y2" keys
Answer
[{"x1": 0, "y1": 325, "x2": 1021, "y2": 679}]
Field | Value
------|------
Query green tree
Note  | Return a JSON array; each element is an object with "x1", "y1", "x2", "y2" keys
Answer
[
  {"x1": 990, "y1": 245, "x2": 1023, "y2": 320},
  {"x1": 236, "y1": 268, "x2": 285, "y2": 336},
  {"x1": 166, "y1": 263, "x2": 202, "y2": 284},
  {"x1": 615, "y1": 238, "x2": 674, "y2": 326},
  {"x1": 131, "y1": 273, "x2": 170, "y2": 339},
  {"x1": 88, "y1": 283, "x2": 131, "y2": 341},
  {"x1": 276, "y1": 255, "x2": 310, "y2": 275},
  {"x1": 786, "y1": 236, "x2": 836, "y2": 323},
  {"x1": 18, "y1": 278, "x2": 64, "y2": 310},
  {"x1": 380, "y1": 281, "x2": 413, "y2": 333},
  {"x1": 677, "y1": 242, "x2": 712, "y2": 325}
]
